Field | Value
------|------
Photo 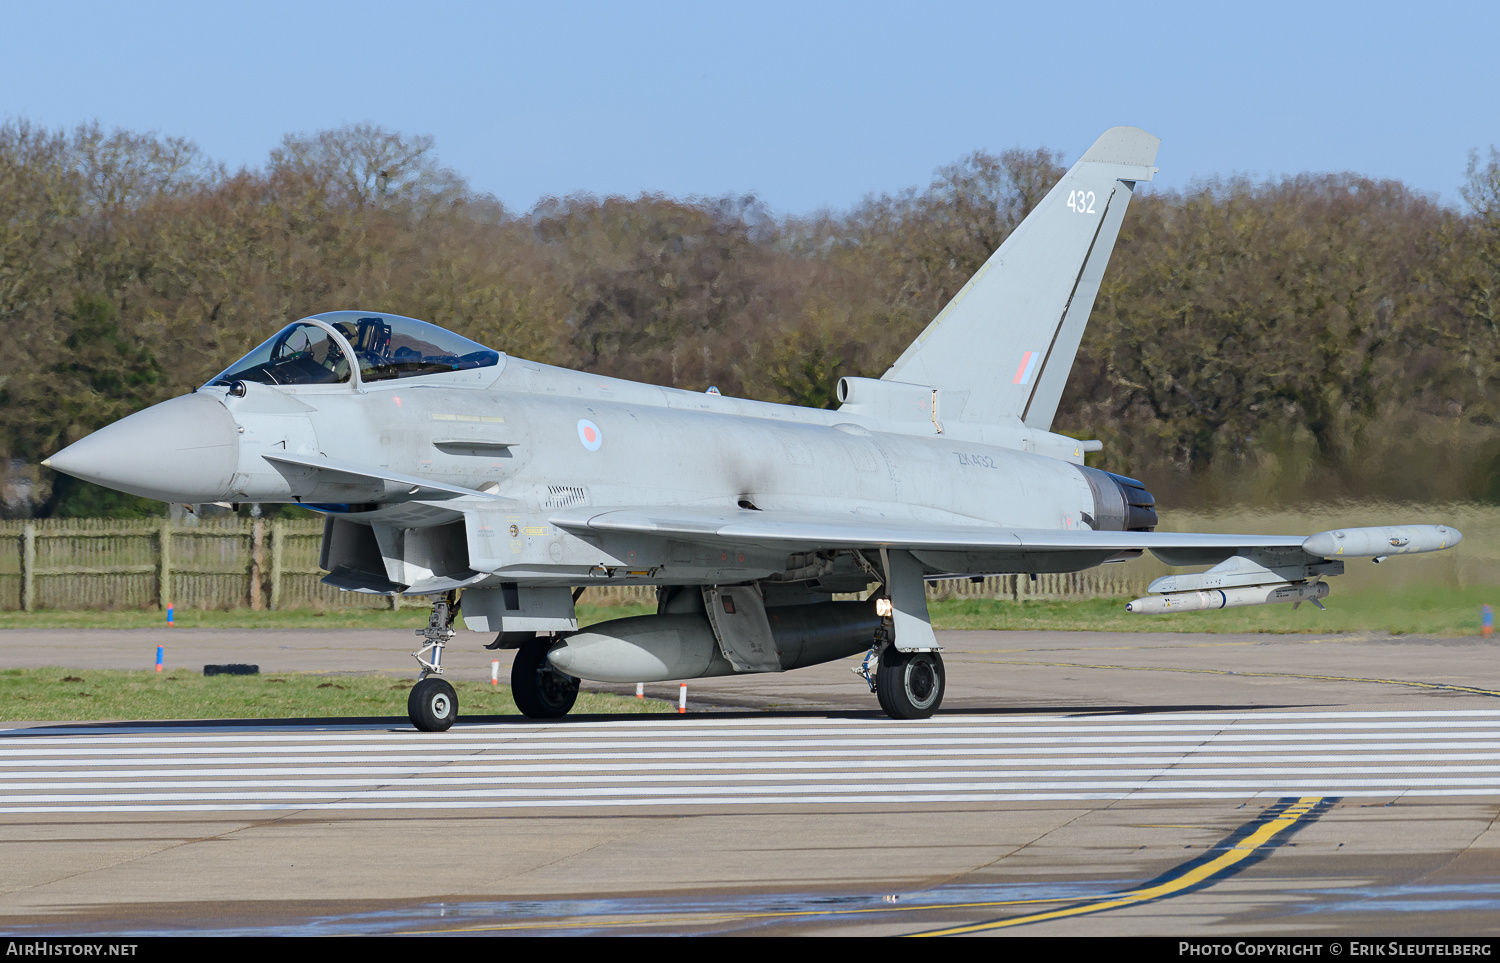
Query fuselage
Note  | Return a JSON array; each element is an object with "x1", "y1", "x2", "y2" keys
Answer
[
  {"x1": 47, "y1": 343, "x2": 1118, "y2": 589},
  {"x1": 125, "y1": 355, "x2": 1095, "y2": 518}
]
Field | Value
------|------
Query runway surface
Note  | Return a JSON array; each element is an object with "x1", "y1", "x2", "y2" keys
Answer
[
  {"x1": 5, "y1": 710, "x2": 1500, "y2": 814},
  {"x1": 3, "y1": 626, "x2": 1500, "y2": 935}
]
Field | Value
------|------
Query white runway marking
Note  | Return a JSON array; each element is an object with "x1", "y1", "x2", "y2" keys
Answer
[{"x1": 3, "y1": 710, "x2": 1500, "y2": 813}]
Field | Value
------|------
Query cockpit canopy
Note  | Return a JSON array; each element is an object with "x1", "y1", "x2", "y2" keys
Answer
[{"x1": 207, "y1": 311, "x2": 500, "y2": 388}]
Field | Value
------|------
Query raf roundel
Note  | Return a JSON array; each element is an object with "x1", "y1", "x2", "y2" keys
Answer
[{"x1": 577, "y1": 419, "x2": 603, "y2": 451}]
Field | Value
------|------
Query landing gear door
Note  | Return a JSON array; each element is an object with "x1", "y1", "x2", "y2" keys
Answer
[
  {"x1": 703, "y1": 585, "x2": 783, "y2": 673},
  {"x1": 887, "y1": 549, "x2": 940, "y2": 653}
]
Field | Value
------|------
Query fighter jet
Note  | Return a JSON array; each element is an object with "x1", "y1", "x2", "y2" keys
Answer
[{"x1": 43, "y1": 127, "x2": 1461, "y2": 730}]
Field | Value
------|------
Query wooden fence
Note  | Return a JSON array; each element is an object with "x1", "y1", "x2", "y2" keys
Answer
[
  {"x1": 0, "y1": 518, "x2": 1156, "y2": 611},
  {"x1": 0, "y1": 518, "x2": 389, "y2": 612}
]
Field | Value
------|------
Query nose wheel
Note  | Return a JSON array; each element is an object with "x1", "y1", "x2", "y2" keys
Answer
[
  {"x1": 409, "y1": 677, "x2": 457, "y2": 732},
  {"x1": 876, "y1": 648, "x2": 945, "y2": 719}
]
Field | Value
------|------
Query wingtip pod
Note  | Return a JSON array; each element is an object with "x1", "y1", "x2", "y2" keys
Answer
[
  {"x1": 1302, "y1": 525, "x2": 1462, "y2": 559},
  {"x1": 1078, "y1": 126, "x2": 1160, "y2": 179}
]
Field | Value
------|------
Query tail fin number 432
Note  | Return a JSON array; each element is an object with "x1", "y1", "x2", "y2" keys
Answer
[{"x1": 1067, "y1": 190, "x2": 1097, "y2": 214}]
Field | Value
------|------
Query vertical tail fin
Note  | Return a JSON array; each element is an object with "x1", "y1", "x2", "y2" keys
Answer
[{"x1": 880, "y1": 126, "x2": 1159, "y2": 430}]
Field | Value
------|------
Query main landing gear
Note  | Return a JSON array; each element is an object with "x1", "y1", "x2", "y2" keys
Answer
[
  {"x1": 409, "y1": 592, "x2": 459, "y2": 732},
  {"x1": 857, "y1": 637, "x2": 946, "y2": 720},
  {"x1": 876, "y1": 647, "x2": 945, "y2": 719},
  {"x1": 510, "y1": 636, "x2": 579, "y2": 719},
  {"x1": 851, "y1": 549, "x2": 946, "y2": 720}
]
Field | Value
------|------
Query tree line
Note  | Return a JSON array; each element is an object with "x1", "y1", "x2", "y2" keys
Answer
[{"x1": 2, "y1": 119, "x2": 1498, "y2": 516}]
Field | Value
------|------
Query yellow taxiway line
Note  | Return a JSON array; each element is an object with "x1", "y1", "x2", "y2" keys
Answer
[{"x1": 906, "y1": 795, "x2": 1325, "y2": 936}]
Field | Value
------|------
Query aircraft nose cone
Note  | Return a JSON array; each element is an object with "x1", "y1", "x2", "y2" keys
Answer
[{"x1": 44, "y1": 393, "x2": 240, "y2": 503}]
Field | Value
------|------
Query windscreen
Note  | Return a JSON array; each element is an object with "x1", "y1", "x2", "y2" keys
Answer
[{"x1": 208, "y1": 323, "x2": 351, "y2": 387}]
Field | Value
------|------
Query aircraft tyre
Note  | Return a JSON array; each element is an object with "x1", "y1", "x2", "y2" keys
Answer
[
  {"x1": 876, "y1": 649, "x2": 944, "y2": 720},
  {"x1": 512, "y1": 637, "x2": 580, "y2": 719},
  {"x1": 409, "y1": 677, "x2": 458, "y2": 732}
]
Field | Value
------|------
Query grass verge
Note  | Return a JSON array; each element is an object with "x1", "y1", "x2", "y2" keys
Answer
[{"x1": 0, "y1": 667, "x2": 675, "y2": 723}]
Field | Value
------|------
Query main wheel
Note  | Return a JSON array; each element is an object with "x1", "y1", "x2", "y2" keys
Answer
[
  {"x1": 875, "y1": 649, "x2": 945, "y2": 720},
  {"x1": 408, "y1": 677, "x2": 458, "y2": 732},
  {"x1": 511, "y1": 637, "x2": 580, "y2": 718}
]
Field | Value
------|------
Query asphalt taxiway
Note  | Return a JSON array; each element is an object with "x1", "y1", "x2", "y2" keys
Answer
[{"x1": 1, "y1": 625, "x2": 1498, "y2": 936}]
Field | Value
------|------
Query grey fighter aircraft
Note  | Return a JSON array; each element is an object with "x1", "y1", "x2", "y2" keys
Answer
[{"x1": 44, "y1": 127, "x2": 1462, "y2": 730}]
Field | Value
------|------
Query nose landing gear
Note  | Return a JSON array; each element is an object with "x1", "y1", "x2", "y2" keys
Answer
[{"x1": 409, "y1": 592, "x2": 459, "y2": 732}]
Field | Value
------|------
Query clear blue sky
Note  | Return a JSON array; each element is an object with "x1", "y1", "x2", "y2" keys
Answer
[{"x1": 6, "y1": 1, "x2": 1497, "y2": 215}]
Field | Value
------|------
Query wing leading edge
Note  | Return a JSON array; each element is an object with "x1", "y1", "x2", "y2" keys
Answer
[{"x1": 549, "y1": 506, "x2": 1460, "y2": 567}]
